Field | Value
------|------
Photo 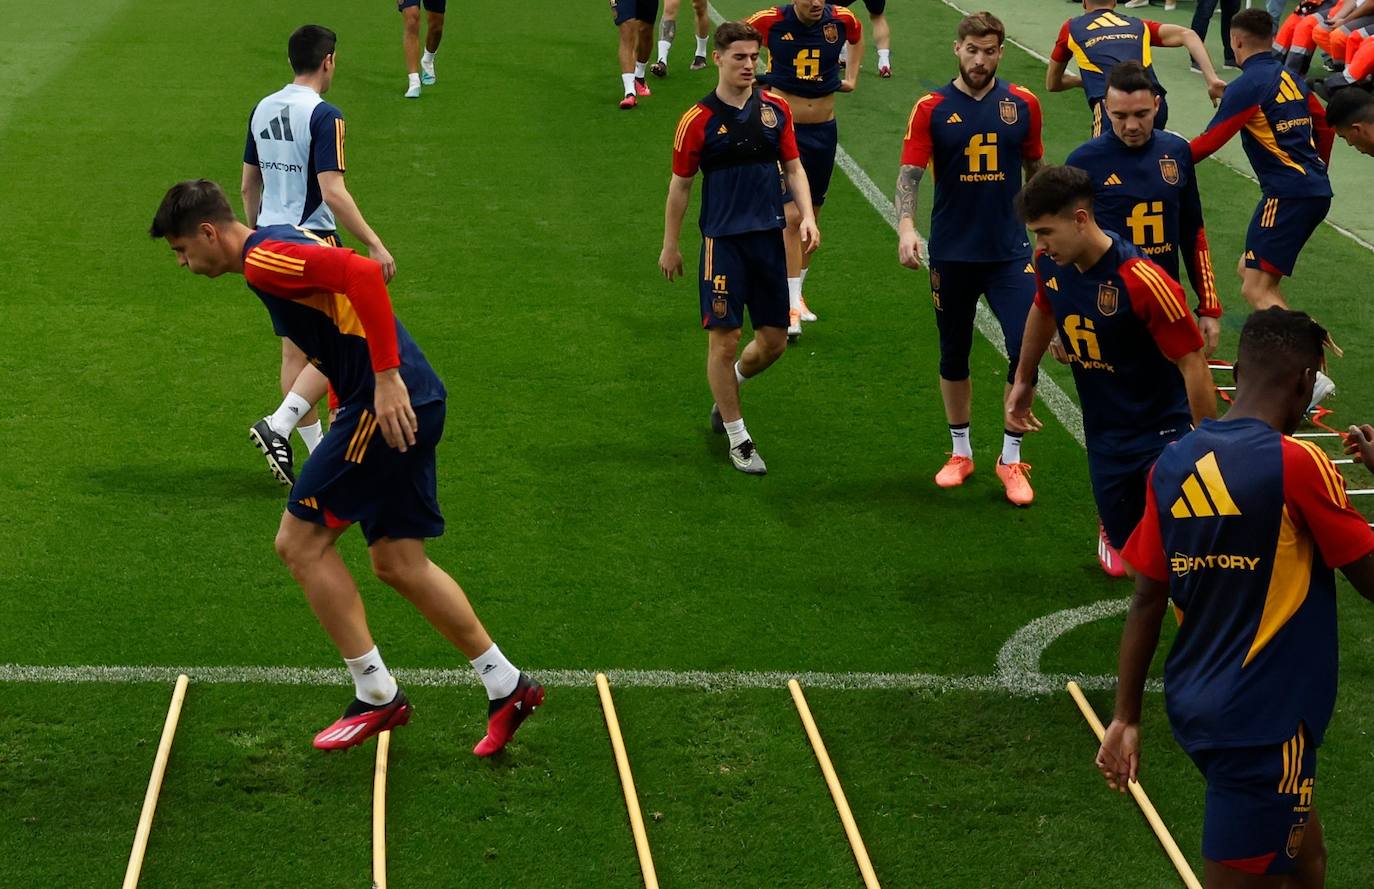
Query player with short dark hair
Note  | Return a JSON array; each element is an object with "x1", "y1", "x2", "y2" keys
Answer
[
  {"x1": 397, "y1": 0, "x2": 446, "y2": 99},
  {"x1": 1191, "y1": 9, "x2": 1335, "y2": 315},
  {"x1": 837, "y1": 0, "x2": 893, "y2": 78},
  {"x1": 651, "y1": 0, "x2": 711, "y2": 76},
  {"x1": 1007, "y1": 165, "x2": 1216, "y2": 572},
  {"x1": 659, "y1": 22, "x2": 819, "y2": 475},
  {"x1": 896, "y1": 11, "x2": 1043, "y2": 506},
  {"x1": 1325, "y1": 84, "x2": 1374, "y2": 153},
  {"x1": 614, "y1": 0, "x2": 659, "y2": 108},
  {"x1": 1100, "y1": 307, "x2": 1374, "y2": 887},
  {"x1": 1047, "y1": 0, "x2": 1225, "y2": 137},
  {"x1": 243, "y1": 24, "x2": 397, "y2": 487},
  {"x1": 746, "y1": 0, "x2": 863, "y2": 339},
  {"x1": 150, "y1": 179, "x2": 543, "y2": 756}
]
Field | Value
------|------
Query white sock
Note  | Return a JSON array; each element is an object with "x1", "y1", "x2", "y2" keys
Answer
[
  {"x1": 634, "y1": 61, "x2": 647, "y2": 79},
  {"x1": 787, "y1": 277, "x2": 802, "y2": 312},
  {"x1": 878, "y1": 48, "x2": 891, "y2": 67},
  {"x1": 950, "y1": 423, "x2": 972, "y2": 458},
  {"x1": 422, "y1": 49, "x2": 435, "y2": 65},
  {"x1": 1001, "y1": 431, "x2": 1024, "y2": 465},
  {"x1": 735, "y1": 361, "x2": 750, "y2": 386},
  {"x1": 344, "y1": 646, "x2": 398, "y2": 706},
  {"x1": 799, "y1": 266, "x2": 810, "y2": 292},
  {"x1": 622, "y1": 72, "x2": 636, "y2": 95},
  {"x1": 724, "y1": 417, "x2": 749, "y2": 449},
  {"x1": 408, "y1": 72, "x2": 421, "y2": 87},
  {"x1": 268, "y1": 391, "x2": 312, "y2": 437},
  {"x1": 297, "y1": 420, "x2": 323, "y2": 454},
  {"x1": 658, "y1": 40, "x2": 671, "y2": 63},
  {"x1": 470, "y1": 643, "x2": 520, "y2": 701},
  {"x1": 696, "y1": 35, "x2": 709, "y2": 56}
]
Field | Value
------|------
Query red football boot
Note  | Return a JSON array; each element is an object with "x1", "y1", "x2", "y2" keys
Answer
[
  {"x1": 473, "y1": 673, "x2": 545, "y2": 757},
  {"x1": 313, "y1": 690, "x2": 411, "y2": 750},
  {"x1": 1097, "y1": 523, "x2": 1128, "y2": 578}
]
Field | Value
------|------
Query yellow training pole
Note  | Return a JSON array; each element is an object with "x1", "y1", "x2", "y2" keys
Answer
[
  {"x1": 788, "y1": 679, "x2": 881, "y2": 889},
  {"x1": 122, "y1": 673, "x2": 190, "y2": 889},
  {"x1": 595, "y1": 673, "x2": 660, "y2": 889},
  {"x1": 372, "y1": 730, "x2": 392, "y2": 889},
  {"x1": 1066, "y1": 681, "x2": 1203, "y2": 889}
]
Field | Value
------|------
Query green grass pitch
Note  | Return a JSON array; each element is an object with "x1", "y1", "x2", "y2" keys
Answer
[{"x1": 3, "y1": 1, "x2": 1374, "y2": 886}]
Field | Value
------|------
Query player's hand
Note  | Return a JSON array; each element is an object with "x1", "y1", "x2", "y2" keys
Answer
[
  {"x1": 897, "y1": 231, "x2": 925, "y2": 269},
  {"x1": 1005, "y1": 382, "x2": 1042, "y2": 434},
  {"x1": 1096, "y1": 719, "x2": 1141, "y2": 794},
  {"x1": 1048, "y1": 333, "x2": 1071, "y2": 365},
  {"x1": 799, "y1": 217, "x2": 820, "y2": 255},
  {"x1": 1206, "y1": 78, "x2": 1226, "y2": 106},
  {"x1": 370, "y1": 244, "x2": 397, "y2": 283},
  {"x1": 659, "y1": 246, "x2": 684, "y2": 282},
  {"x1": 838, "y1": 78, "x2": 857, "y2": 93},
  {"x1": 1346, "y1": 424, "x2": 1374, "y2": 471},
  {"x1": 373, "y1": 368, "x2": 418, "y2": 453},
  {"x1": 1197, "y1": 315, "x2": 1221, "y2": 358}
]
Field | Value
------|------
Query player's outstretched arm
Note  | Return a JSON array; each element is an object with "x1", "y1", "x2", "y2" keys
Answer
[
  {"x1": 895, "y1": 164, "x2": 925, "y2": 269},
  {"x1": 241, "y1": 163, "x2": 263, "y2": 229},
  {"x1": 659, "y1": 174, "x2": 693, "y2": 282},
  {"x1": 1099, "y1": 571, "x2": 1169, "y2": 792},
  {"x1": 782, "y1": 158, "x2": 820, "y2": 254},
  {"x1": 1045, "y1": 58, "x2": 1082, "y2": 93},
  {"x1": 318, "y1": 171, "x2": 397, "y2": 283},
  {"x1": 1156, "y1": 24, "x2": 1225, "y2": 104}
]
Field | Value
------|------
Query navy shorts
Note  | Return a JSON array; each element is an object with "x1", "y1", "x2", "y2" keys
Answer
[
  {"x1": 784, "y1": 119, "x2": 838, "y2": 208},
  {"x1": 928, "y1": 258, "x2": 1037, "y2": 385},
  {"x1": 1188, "y1": 726, "x2": 1317, "y2": 876},
  {"x1": 1088, "y1": 446, "x2": 1166, "y2": 549},
  {"x1": 611, "y1": 0, "x2": 659, "y2": 25},
  {"x1": 1090, "y1": 94, "x2": 1168, "y2": 137},
  {"x1": 288, "y1": 399, "x2": 446, "y2": 545},
  {"x1": 1245, "y1": 195, "x2": 1330, "y2": 277},
  {"x1": 699, "y1": 229, "x2": 789, "y2": 330},
  {"x1": 397, "y1": 0, "x2": 446, "y2": 12}
]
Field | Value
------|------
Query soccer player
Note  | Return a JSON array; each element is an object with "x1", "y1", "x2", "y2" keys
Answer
[
  {"x1": 614, "y1": 0, "x2": 658, "y2": 109},
  {"x1": 896, "y1": 11, "x2": 1043, "y2": 506},
  {"x1": 1100, "y1": 308, "x2": 1374, "y2": 886},
  {"x1": 837, "y1": 0, "x2": 894, "y2": 78},
  {"x1": 1325, "y1": 84, "x2": 1374, "y2": 153},
  {"x1": 650, "y1": 0, "x2": 711, "y2": 77},
  {"x1": 1006, "y1": 166, "x2": 1215, "y2": 574},
  {"x1": 243, "y1": 24, "x2": 397, "y2": 486},
  {"x1": 398, "y1": 0, "x2": 445, "y2": 99},
  {"x1": 1190, "y1": 10, "x2": 1334, "y2": 314},
  {"x1": 746, "y1": 0, "x2": 862, "y2": 339},
  {"x1": 659, "y1": 21, "x2": 819, "y2": 475},
  {"x1": 1047, "y1": 0, "x2": 1225, "y2": 137},
  {"x1": 1066, "y1": 62, "x2": 1223, "y2": 359},
  {"x1": 149, "y1": 179, "x2": 544, "y2": 756}
]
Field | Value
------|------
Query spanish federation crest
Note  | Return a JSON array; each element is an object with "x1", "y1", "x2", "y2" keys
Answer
[
  {"x1": 999, "y1": 99, "x2": 1018, "y2": 125},
  {"x1": 1097, "y1": 283, "x2": 1120, "y2": 316},
  {"x1": 1286, "y1": 823, "x2": 1307, "y2": 859},
  {"x1": 713, "y1": 295, "x2": 729, "y2": 319},
  {"x1": 823, "y1": 22, "x2": 839, "y2": 43},
  {"x1": 1159, "y1": 157, "x2": 1180, "y2": 185},
  {"x1": 761, "y1": 104, "x2": 778, "y2": 128}
]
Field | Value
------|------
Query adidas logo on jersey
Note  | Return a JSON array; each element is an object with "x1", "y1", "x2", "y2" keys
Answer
[
  {"x1": 1045, "y1": 277, "x2": 1059, "y2": 291},
  {"x1": 781, "y1": 32, "x2": 794, "y2": 40},
  {"x1": 1086, "y1": 11, "x2": 1132, "y2": 29},
  {"x1": 1024, "y1": 262, "x2": 1034, "y2": 274},
  {"x1": 1104, "y1": 174, "x2": 1123, "y2": 186},
  {"x1": 258, "y1": 107, "x2": 295, "y2": 142},
  {"x1": 946, "y1": 113, "x2": 963, "y2": 124},
  {"x1": 718, "y1": 125, "x2": 728, "y2": 134},
  {"x1": 1170, "y1": 452, "x2": 1242, "y2": 518}
]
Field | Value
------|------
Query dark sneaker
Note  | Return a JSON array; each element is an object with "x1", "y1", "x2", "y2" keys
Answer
[
  {"x1": 690, "y1": 54, "x2": 708, "y2": 70},
  {"x1": 249, "y1": 418, "x2": 295, "y2": 485},
  {"x1": 473, "y1": 673, "x2": 545, "y2": 757},
  {"x1": 710, "y1": 404, "x2": 725, "y2": 434},
  {"x1": 313, "y1": 690, "x2": 411, "y2": 750}
]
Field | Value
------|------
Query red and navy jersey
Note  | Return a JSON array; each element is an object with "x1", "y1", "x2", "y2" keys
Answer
[
  {"x1": 1033, "y1": 233, "x2": 1203, "y2": 454},
  {"x1": 243, "y1": 226, "x2": 445, "y2": 409},
  {"x1": 746, "y1": 4, "x2": 861, "y2": 99},
  {"x1": 1124, "y1": 418, "x2": 1374, "y2": 751},
  {"x1": 1067, "y1": 129, "x2": 1220, "y2": 318},
  {"x1": 1051, "y1": 10, "x2": 1167, "y2": 105},
  {"x1": 1191, "y1": 55, "x2": 1333, "y2": 198},
  {"x1": 673, "y1": 89, "x2": 799, "y2": 238},
  {"x1": 900, "y1": 80, "x2": 1044, "y2": 263}
]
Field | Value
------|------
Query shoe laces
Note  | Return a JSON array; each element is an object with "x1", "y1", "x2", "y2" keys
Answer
[
  {"x1": 1003, "y1": 461, "x2": 1032, "y2": 477},
  {"x1": 735, "y1": 440, "x2": 756, "y2": 460}
]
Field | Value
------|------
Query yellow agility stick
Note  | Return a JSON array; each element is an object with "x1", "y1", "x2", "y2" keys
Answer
[
  {"x1": 1066, "y1": 681, "x2": 1203, "y2": 889},
  {"x1": 372, "y1": 730, "x2": 392, "y2": 889},
  {"x1": 122, "y1": 673, "x2": 190, "y2": 889},
  {"x1": 595, "y1": 673, "x2": 660, "y2": 889},
  {"x1": 788, "y1": 679, "x2": 881, "y2": 889}
]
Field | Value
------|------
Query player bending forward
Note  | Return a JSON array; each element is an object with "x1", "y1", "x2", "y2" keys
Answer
[{"x1": 150, "y1": 180, "x2": 543, "y2": 755}]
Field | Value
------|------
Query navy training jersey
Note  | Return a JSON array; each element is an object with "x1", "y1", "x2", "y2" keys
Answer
[
  {"x1": 1066, "y1": 129, "x2": 1220, "y2": 317},
  {"x1": 243, "y1": 225, "x2": 445, "y2": 409},
  {"x1": 1032, "y1": 233, "x2": 1203, "y2": 454},
  {"x1": 1124, "y1": 418, "x2": 1374, "y2": 751},
  {"x1": 673, "y1": 89, "x2": 799, "y2": 238},
  {"x1": 243, "y1": 84, "x2": 346, "y2": 232},
  {"x1": 746, "y1": 4, "x2": 861, "y2": 99},
  {"x1": 900, "y1": 79, "x2": 1044, "y2": 263},
  {"x1": 1051, "y1": 9, "x2": 1167, "y2": 105},
  {"x1": 1191, "y1": 55, "x2": 1333, "y2": 198}
]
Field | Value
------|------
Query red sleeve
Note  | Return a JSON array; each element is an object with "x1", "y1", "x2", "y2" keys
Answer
[
  {"x1": 835, "y1": 6, "x2": 862, "y2": 43},
  {"x1": 1145, "y1": 19, "x2": 1166, "y2": 45},
  {"x1": 1051, "y1": 21, "x2": 1073, "y2": 63},
  {"x1": 899, "y1": 94, "x2": 941, "y2": 167},
  {"x1": 744, "y1": 7, "x2": 784, "y2": 46},
  {"x1": 244, "y1": 240, "x2": 401, "y2": 372},
  {"x1": 672, "y1": 104, "x2": 711, "y2": 177},
  {"x1": 1309, "y1": 92, "x2": 1335, "y2": 164},
  {"x1": 1121, "y1": 258, "x2": 1205, "y2": 360},
  {"x1": 1283, "y1": 438, "x2": 1374, "y2": 569},
  {"x1": 1123, "y1": 467, "x2": 1170, "y2": 581},
  {"x1": 1190, "y1": 105, "x2": 1257, "y2": 162},
  {"x1": 1010, "y1": 85, "x2": 1044, "y2": 159},
  {"x1": 767, "y1": 93, "x2": 799, "y2": 162}
]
